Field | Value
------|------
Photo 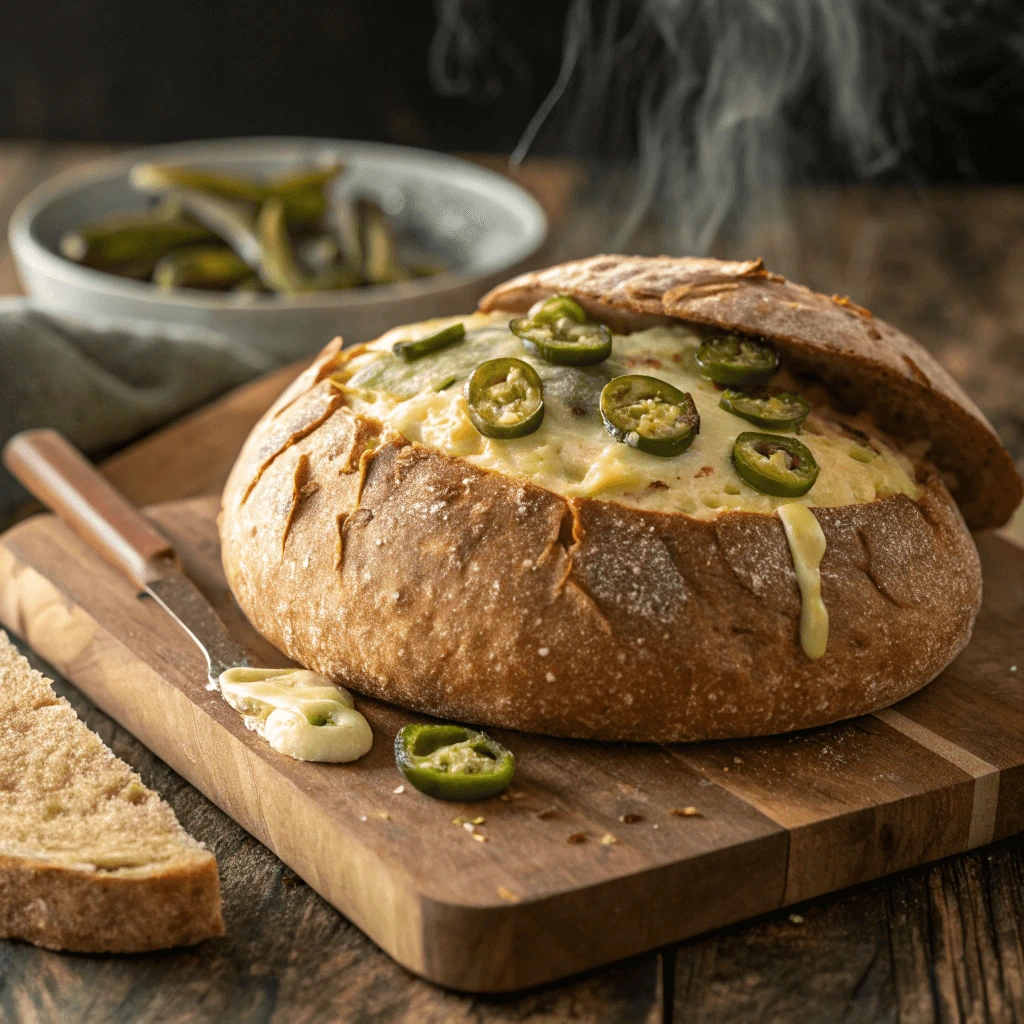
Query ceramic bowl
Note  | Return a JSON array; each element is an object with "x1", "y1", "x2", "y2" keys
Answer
[{"x1": 9, "y1": 137, "x2": 547, "y2": 362}]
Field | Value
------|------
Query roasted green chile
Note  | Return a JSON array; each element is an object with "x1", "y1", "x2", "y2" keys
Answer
[
  {"x1": 131, "y1": 161, "x2": 344, "y2": 224},
  {"x1": 153, "y1": 244, "x2": 253, "y2": 291},
  {"x1": 170, "y1": 188, "x2": 264, "y2": 268},
  {"x1": 59, "y1": 212, "x2": 213, "y2": 273},
  {"x1": 394, "y1": 724, "x2": 515, "y2": 801},
  {"x1": 357, "y1": 199, "x2": 412, "y2": 285},
  {"x1": 465, "y1": 358, "x2": 545, "y2": 439},
  {"x1": 393, "y1": 322, "x2": 466, "y2": 361},
  {"x1": 719, "y1": 388, "x2": 810, "y2": 430},
  {"x1": 732, "y1": 431, "x2": 820, "y2": 496},
  {"x1": 258, "y1": 198, "x2": 315, "y2": 293},
  {"x1": 510, "y1": 295, "x2": 612, "y2": 366},
  {"x1": 600, "y1": 374, "x2": 700, "y2": 457},
  {"x1": 257, "y1": 199, "x2": 360, "y2": 294},
  {"x1": 64, "y1": 160, "x2": 447, "y2": 296},
  {"x1": 696, "y1": 331, "x2": 779, "y2": 387}
]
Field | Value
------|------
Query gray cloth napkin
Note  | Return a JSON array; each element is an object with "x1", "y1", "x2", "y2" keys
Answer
[{"x1": 0, "y1": 299, "x2": 272, "y2": 524}]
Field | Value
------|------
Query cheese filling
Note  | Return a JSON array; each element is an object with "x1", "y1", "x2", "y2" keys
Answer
[
  {"x1": 336, "y1": 314, "x2": 922, "y2": 520},
  {"x1": 777, "y1": 503, "x2": 829, "y2": 660},
  {"x1": 333, "y1": 314, "x2": 927, "y2": 662},
  {"x1": 218, "y1": 668, "x2": 373, "y2": 763}
]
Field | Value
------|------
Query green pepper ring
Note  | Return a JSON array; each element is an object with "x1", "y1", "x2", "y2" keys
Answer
[
  {"x1": 527, "y1": 294, "x2": 588, "y2": 326},
  {"x1": 600, "y1": 374, "x2": 700, "y2": 457},
  {"x1": 510, "y1": 317, "x2": 612, "y2": 367},
  {"x1": 719, "y1": 388, "x2": 810, "y2": 431},
  {"x1": 732, "y1": 431, "x2": 820, "y2": 497},
  {"x1": 695, "y1": 332, "x2": 779, "y2": 387},
  {"x1": 394, "y1": 723, "x2": 516, "y2": 801},
  {"x1": 465, "y1": 357, "x2": 545, "y2": 439}
]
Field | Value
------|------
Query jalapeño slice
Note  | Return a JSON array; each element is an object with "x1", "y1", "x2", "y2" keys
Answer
[
  {"x1": 696, "y1": 331, "x2": 779, "y2": 386},
  {"x1": 394, "y1": 724, "x2": 515, "y2": 801},
  {"x1": 719, "y1": 388, "x2": 810, "y2": 431},
  {"x1": 600, "y1": 374, "x2": 700, "y2": 457},
  {"x1": 510, "y1": 294, "x2": 612, "y2": 367},
  {"x1": 392, "y1": 322, "x2": 465, "y2": 362},
  {"x1": 465, "y1": 358, "x2": 545, "y2": 439},
  {"x1": 527, "y1": 293, "x2": 587, "y2": 325},
  {"x1": 732, "y1": 431, "x2": 820, "y2": 497}
]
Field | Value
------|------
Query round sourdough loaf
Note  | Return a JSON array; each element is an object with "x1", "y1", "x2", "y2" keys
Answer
[{"x1": 219, "y1": 256, "x2": 1021, "y2": 742}]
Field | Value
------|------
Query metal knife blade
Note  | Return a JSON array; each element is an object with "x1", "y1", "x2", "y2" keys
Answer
[
  {"x1": 2, "y1": 429, "x2": 253, "y2": 693},
  {"x1": 147, "y1": 574, "x2": 251, "y2": 689}
]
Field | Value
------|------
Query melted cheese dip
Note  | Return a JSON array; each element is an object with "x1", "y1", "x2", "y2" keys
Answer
[
  {"x1": 218, "y1": 668, "x2": 372, "y2": 762},
  {"x1": 335, "y1": 313, "x2": 922, "y2": 519}
]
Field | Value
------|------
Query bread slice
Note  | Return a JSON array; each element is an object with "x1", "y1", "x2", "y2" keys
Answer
[{"x1": 0, "y1": 630, "x2": 224, "y2": 952}]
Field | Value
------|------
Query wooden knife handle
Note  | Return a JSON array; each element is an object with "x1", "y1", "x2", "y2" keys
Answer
[{"x1": 3, "y1": 428, "x2": 179, "y2": 588}]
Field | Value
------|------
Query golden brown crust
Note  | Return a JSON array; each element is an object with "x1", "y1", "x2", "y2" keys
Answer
[
  {"x1": 479, "y1": 255, "x2": 1022, "y2": 530},
  {"x1": 0, "y1": 852, "x2": 224, "y2": 953},
  {"x1": 220, "y1": 334, "x2": 984, "y2": 741}
]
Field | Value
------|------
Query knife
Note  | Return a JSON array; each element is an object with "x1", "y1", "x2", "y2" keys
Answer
[{"x1": 3, "y1": 428, "x2": 250, "y2": 689}]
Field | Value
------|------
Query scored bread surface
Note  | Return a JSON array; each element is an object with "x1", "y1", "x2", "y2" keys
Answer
[
  {"x1": 0, "y1": 631, "x2": 224, "y2": 952},
  {"x1": 219, "y1": 255, "x2": 1013, "y2": 742}
]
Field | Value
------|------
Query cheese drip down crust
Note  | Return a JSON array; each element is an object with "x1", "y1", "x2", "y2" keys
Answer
[
  {"x1": 777, "y1": 503, "x2": 829, "y2": 659},
  {"x1": 334, "y1": 313, "x2": 923, "y2": 520}
]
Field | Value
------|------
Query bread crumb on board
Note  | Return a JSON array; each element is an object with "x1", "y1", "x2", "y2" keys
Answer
[{"x1": 669, "y1": 806, "x2": 702, "y2": 817}]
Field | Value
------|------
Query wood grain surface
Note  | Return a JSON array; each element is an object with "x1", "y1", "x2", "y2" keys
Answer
[
  {"x1": 671, "y1": 840, "x2": 1024, "y2": 1023},
  {"x1": 0, "y1": 640, "x2": 663, "y2": 1024},
  {"x1": 0, "y1": 501, "x2": 786, "y2": 993},
  {"x1": 1, "y1": 498, "x2": 1022, "y2": 998}
]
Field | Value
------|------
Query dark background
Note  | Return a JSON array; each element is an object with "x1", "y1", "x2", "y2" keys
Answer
[
  {"x1": 2, "y1": 0, "x2": 1023, "y2": 183},
  {"x1": 0, "y1": 2, "x2": 560, "y2": 153}
]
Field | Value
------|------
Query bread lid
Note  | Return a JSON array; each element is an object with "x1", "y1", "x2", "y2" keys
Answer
[{"x1": 480, "y1": 255, "x2": 1022, "y2": 530}]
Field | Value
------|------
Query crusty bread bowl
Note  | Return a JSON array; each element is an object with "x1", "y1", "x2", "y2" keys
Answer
[{"x1": 219, "y1": 256, "x2": 1022, "y2": 742}]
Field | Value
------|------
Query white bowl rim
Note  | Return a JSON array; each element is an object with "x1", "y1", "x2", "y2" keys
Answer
[{"x1": 9, "y1": 136, "x2": 548, "y2": 313}]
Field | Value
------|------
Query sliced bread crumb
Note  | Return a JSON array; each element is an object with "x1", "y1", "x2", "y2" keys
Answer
[{"x1": 0, "y1": 630, "x2": 224, "y2": 952}]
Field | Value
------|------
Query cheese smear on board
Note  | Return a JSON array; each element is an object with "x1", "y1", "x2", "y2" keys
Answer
[
  {"x1": 218, "y1": 668, "x2": 372, "y2": 762},
  {"x1": 777, "y1": 503, "x2": 829, "y2": 660}
]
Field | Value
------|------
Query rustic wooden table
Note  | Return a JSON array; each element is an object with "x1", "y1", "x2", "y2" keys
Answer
[{"x1": 1, "y1": 143, "x2": 1023, "y2": 1023}]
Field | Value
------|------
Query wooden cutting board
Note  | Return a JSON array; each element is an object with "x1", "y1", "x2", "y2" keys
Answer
[{"x1": 1, "y1": 500, "x2": 1022, "y2": 993}]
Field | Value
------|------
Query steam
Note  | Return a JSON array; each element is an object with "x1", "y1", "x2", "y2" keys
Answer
[
  {"x1": 429, "y1": 0, "x2": 528, "y2": 102},
  {"x1": 430, "y1": 0, "x2": 1021, "y2": 268}
]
